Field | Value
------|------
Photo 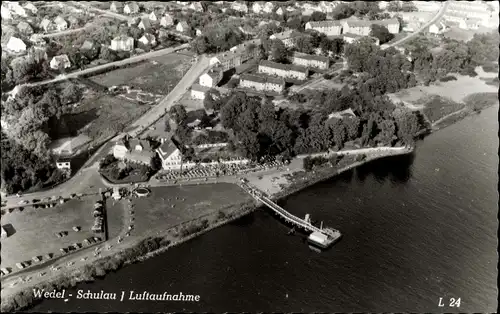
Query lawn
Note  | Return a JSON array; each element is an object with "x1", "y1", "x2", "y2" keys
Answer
[
  {"x1": 1, "y1": 195, "x2": 101, "y2": 273},
  {"x1": 89, "y1": 53, "x2": 193, "y2": 94},
  {"x1": 131, "y1": 183, "x2": 252, "y2": 237},
  {"x1": 419, "y1": 95, "x2": 465, "y2": 123},
  {"x1": 74, "y1": 94, "x2": 150, "y2": 143}
]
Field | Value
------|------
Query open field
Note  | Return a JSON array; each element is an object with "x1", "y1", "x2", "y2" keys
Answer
[
  {"x1": 1, "y1": 195, "x2": 101, "y2": 272},
  {"x1": 90, "y1": 53, "x2": 193, "y2": 94},
  {"x1": 130, "y1": 183, "x2": 252, "y2": 237},
  {"x1": 48, "y1": 134, "x2": 92, "y2": 155},
  {"x1": 443, "y1": 26, "x2": 495, "y2": 42}
]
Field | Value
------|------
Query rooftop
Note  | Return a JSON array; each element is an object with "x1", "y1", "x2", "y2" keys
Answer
[
  {"x1": 259, "y1": 60, "x2": 309, "y2": 73},
  {"x1": 191, "y1": 83, "x2": 211, "y2": 93},
  {"x1": 307, "y1": 20, "x2": 343, "y2": 28},
  {"x1": 293, "y1": 52, "x2": 329, "y2": 63},
  {"x1": 240, "y1": 73, "x2": 285, "y2": 85}
]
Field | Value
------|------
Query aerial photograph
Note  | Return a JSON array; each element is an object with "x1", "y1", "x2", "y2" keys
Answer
[{"x1": 0, "y1": 0, "x2": 498, "y2": 312}]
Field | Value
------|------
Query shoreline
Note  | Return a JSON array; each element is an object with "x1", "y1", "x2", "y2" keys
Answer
[{"x1": 0, "y1": 146, "x2": 412, "y2": 313}]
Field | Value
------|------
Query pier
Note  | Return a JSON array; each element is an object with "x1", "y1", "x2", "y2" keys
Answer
[{"x1": 238, "y1": 180, "x2": 331, "y2": 235}]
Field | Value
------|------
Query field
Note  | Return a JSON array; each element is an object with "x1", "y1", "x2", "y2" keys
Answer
[
  {"x1": 48, "y1": 134, "x2": 92, "y2": 155},
  {"x1": 1, "y1": 195, "x2": 101, "y2": 273},
  {"x1": 89, "y1": 53, "x2": 193, "y2": 95},
  {"x1": 130, "y1": 183, "x2": 252, "y2": 238},
  {"x1": 443, "y1": 26, "x2": 494, "y2": 42}
]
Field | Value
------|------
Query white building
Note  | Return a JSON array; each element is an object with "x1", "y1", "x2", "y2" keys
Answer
[
  {"x1": 160, "y1": 13, "x2": 174, "y2": 27},
  {"x1": 50, "y1": 55, "x2": 71, "y2": 70},
  {"x1": 252, "y1": 2, "x2": 263, "y2": 14},
  {"x1": 199, "y1": 67, "x2": 224, "y2": 87},
  {"x1": 176, "y1": 21, "x2": 189, "y2": 33},
  {"x1": 428, "y1": 21, "x2": 447, "y2": 34},
  {"x1": 231, "y1": 2, "x2": 248, "y2": 13},
  {"x1": 270, "y1": 30, "x2": 303, "y2": 48},
  {"x1": 124, "y1": 2, "x2": 140, "y2": 14},
  {"x1": 23, "y1": 2, "x2": 37, "y2": 14},
  {"x1": 54, "y1": 16, "x2": 68, "y2": 31},
  {"x1": 263, "y1": 2, "x2": 275, "y2": 14},
  {"x1": 110, "y1": 1, "x2": 123, "y2": 13},
  {"x1": 191, "y1": 84, "x2": 210, "y2": 100},
  {"x1": 110, "y1": 36, "x2": 134, "y2": 52},
  {"x1": 190, "y1": 2, "x2": 203, "y2": 12},
  {"x1": 6, "y1": 36, "x2": 27, "y2": 53},
  {"x1": 156, "y1": 138, "x2": 183, "y2": 170},
  {"x1": 138, "y1": 33, "x2": 157, "y2": 47},
  {"x1": 56, "y1": 160, "x2": 71, "y2": 170},
  {"x1": 305, "y1": 21, "x2": 343, "y2": 36},
  {"x1": 239, "y1": 73, "x2": 285, "y2": 93},
  {"x1": 292, "y1": 52, "x2": 330, "y2": 70},
  {"x1": 258, "y1": 60, "x2": 309, "y2": 81}
]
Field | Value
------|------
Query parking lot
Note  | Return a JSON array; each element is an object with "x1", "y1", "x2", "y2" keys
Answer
[{"x1": 1, "y1": 195, "x2": 102, "y2": 275}]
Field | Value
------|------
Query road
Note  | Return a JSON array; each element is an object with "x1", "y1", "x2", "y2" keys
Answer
[
  {"x1": 70, "y1": 1, "x2": 131, "y2": 21},
  {"x1": 382, "y1": 1, "x2": 449, "y2": 49},
  {"x1": 19, "y1": 43, "x2": 190, "y2": 88}
]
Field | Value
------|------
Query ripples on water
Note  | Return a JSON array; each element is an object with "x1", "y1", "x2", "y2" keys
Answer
[{"x1": 33, "y1": 106, "x2": 498, "y2": 313}]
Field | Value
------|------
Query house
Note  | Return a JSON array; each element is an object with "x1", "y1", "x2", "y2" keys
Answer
[
  {"x1": 110, "y1": 1, "x2": 123, "y2": 13},
  {"x1": 286, "y1": 6, "x2": 295, "y2": 12},
  {"x1": 6, "y1": 37, "x2": 27, "y2": 53},
  {"x1": 428, "y1": 21, "x2": 447, "y2": 34},
  {"x1": 342, "y1": 33, "x2": 380, "y2": 46},
  {"x1": 128, "y1": 16, "x2": 140, "y2": 27},
  {"x1": 56, "y1": 159, "x2": 71, "y2": 170},
  {"x1": 258, "y1": 60, "x2": 309, "y2": 81},
  {"x1": 176, "y1": 21, "x2": 189, "y2": 33},
  {"x1": 50, "y1": 55, "x2": 71, "y2": 70},
  {"x1": 269, "y1": 30, "x2": 304, "y2": 48},
  {"x1": 305, "y1": 20, "x2": 343, "y2": 36},
  {"x1": 23, "y1": 2, "x2": 37, "y2": 14},
  {"x1": 138, "y1": 17, "x2": 152, "y2": 30},
  {"x1": 54, "y1": 16, "x2": 68, "y2": 31},
  {"x1": 148, "y1": 11, "x2": 158, "y2": 22},
  {"x1": 446, "y1": 0, "x2": 491, "y2": 21},
  {"x1": 461, "y1": 18, "x2": 481, "y2": 30},
  {"x1": 40, "y1": 18, "x2": 54, "y2": 33},
  {"x1": 231, "y1": 2, "x2": 248, "y2": 13},
  {"x1": 239, "y1": 73, "x2": 285, "y2": 93},
  {"x1": 252, "y1": 2, "x2": 263, "y2": 14},
  {"x1": 113, "y1": 137, "x2": 155, "y2": 166},
  {"x1": 124, "y1": 2, "x2": 140, "y2": 14},
  {"x1": 292, "y1": 52, "x2": 330, "y2": 70},
  {"x1": 199, "y1": 66, "x2": 224, "y2": 87},
  {"x1": 156, "y1": 137, "x2": 183, "y2": 170},
  {"x1": 189, "y1": 2, "x2": 203, "y2": 12},
  {"x1": 210, "y1": 51, "x2": 243, "y2": 72},
  {"x1": 80, "y1": 40, "x2": 94, "y2": 51},
  {"x1": 160, "y1": 13, "x2": 174, "y2": 27},
  {"x1": 275, "y1": 7, "x2": 284, "y2": 15},
  {"x1": 343, "y1": 19, "x2": 400, "y2": 36},
  {"x1": 191, "y1": 83, "x2": 210, "y2": 100},
  {"x1": 110, "y1": 36, "x2": 134, "y2": 52},
  {"x1": 138, "y1": 33, "x2": 157, "y2": 47},
  {"x1": 263, "y1": 2, "x2": 275, "y2": 14},
  {"x1": 196, "y1": 28, "x2": 203, "y2": 36},
  {"x1": 1, "y1": 5, "x2": 12, "y2": 20},
  {"x1": 17, "y1": 21, "x2": 33, "y2": 35}
]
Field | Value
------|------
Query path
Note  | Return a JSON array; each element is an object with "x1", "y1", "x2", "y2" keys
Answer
[{"x1": 70, "y1": 1, "x2": 131, "y2": 22}]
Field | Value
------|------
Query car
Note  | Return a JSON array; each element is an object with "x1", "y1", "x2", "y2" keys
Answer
[{"x1": 18, "y1": 200, "x2": 28, "y2": 205}]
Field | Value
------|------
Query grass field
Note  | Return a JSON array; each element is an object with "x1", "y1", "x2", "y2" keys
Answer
[
  {"x1": 130, "y1": 183, "x2": 252, "y2": 238},
  {"x1": 1, "y1": 195, "x2": 101, "y2": 272},
  {"x1": 419, "y1": 95, "x2": 466, "y2": 123},
  {"x1": 89, "y1": 53, "x2": 192, "y2": 94}
]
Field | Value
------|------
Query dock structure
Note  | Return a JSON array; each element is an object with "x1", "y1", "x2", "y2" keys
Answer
[{"x1": 239, "y1": 180, "x2": 326, "y2": 234}]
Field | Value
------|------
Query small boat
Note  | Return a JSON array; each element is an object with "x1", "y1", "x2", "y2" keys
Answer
[{"x1": 307, "y1": 223, "x2": 342, "y2": 249}]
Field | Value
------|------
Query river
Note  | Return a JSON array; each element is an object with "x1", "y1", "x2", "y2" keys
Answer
[{"x1": 32, "y1": 105, "x2": 498, "y2": 313}]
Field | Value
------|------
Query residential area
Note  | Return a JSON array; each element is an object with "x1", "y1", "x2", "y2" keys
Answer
[{"x1": 1, "y1": 1, "x2": 498, "y2": 312}]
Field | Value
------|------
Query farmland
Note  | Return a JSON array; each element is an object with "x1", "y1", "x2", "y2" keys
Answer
[
  {"x1": 1, "y1": 195, "x2": 101, "y2": 273},
  {"x1": 89, "y1": 53, "x2": 193, "y2": 95}
]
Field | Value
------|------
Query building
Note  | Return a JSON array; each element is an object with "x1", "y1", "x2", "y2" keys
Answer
[
  {"x1": 252, "y1": 2, "x2": 263, "y2": 14},
  {"x1": 231, "y1": 2, "x2": 248, "y2": 13},
  {"x1": 138, "y1": 17, "x2": 152, "y2": 30},
  {"x1": 23, "y1": 2, "x2": 37, "y2": 14},
  {"x1": 40, "y1": 18, "x2": 54, "y2": 33},
  {"x1": 462, "y1": 18, "x2": 481, "y2": 30},
  {"x1": 1, "y1": 5, "x2": 12, "y2": 20},
  {"x1": 176, "y1": 21, "x2": 189, "y2": 33},
  {"x1": 80, "y1": 40, "x2": 94, "y2": 51},
  {"x1": 148, "y1": 11, "x2": 158, "y2": 22},
  {"x1": 17, "y1": 21, "x2": 33, "y2": 35},
  {"x1": 113, "y1": 137, "x2": 155, "y2": 166},
  {"x1": 292, "y1": 52, "x2": 330, "y2": 70},
  {"x1": 269, "y1": 30, "x2": 304, "y2": 48},
  {"x1": 199, "y1": 66, "x2": 223, "y2": 87},
  {"x1": 110, "y1": 36, "x2": 134, "y2": 52},
  {"x1": 156, "y1": 137, "x2": 183, "y2": 170},
  {"x1": 275, "y1": 7, "x2": 284, "y2": 15},
  {"x1": 258, "y1": 60, "x2": 309, "y2": 81},
  {"x1": 160, "y1": 13, "x2": 174, "y2": 27},
  {"x1": 239, "y1": 73, "x2": 285, "y2": 93},
  {"x1": 446, "y1": 1, "x2": 491, "y2": 20},
  {"x1": 190, "y1": 2, "x2": 203, "y2": 12},
  {"x1": 343, "y1": 33, "x2": 380, "y2": 45},
  {"x1": 210, "y1": 51, "x2": 242, "y2": 72},
  {"x1": 343, "y1": 19, "x2": 400, "y2": 36},
  {"x1": 263, "y1": 2, "x2": 275, "y2": 14},
  {"x1": 50, "y1": 54, "x2": 71, "y2": 70},
  {"x1": 6, "y1": 36, "x2": 26, "y2": 53},
  {"x1": 305, "y1": 20, "x2": 343, "y2": 36},
  {"x1": 110, "y1": 1, "x2": 123, "y2": 13},
  {"x1": 124, "y1": 2, "x2": 140, "y2": 14},
  {"x1": 428, "y1": 21, "x2": 447, "y2": 34},
  {"x1": 328, "y1": 108, "x2": 356, "y2": 120},
  {"x1": 191, "y1": 83, "x2": 210, "y2": 100},
  {"x1": 138, "y1": 33, "x2": 157, "y2": 47},
  {"x1": 54, "y1": 16, "x2": 68, "y2": 31},
  {"x1": 195, "y1": 28, "x2": 203, "y2": 36},
  {"x1": 55, "y1": 159, "x2": 71, "y2": 170}
]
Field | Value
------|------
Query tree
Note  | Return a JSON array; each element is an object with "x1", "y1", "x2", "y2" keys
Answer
[
  {"x1": 330, "y1": 3, "x2": 355, "y2": 20},
  {"x1": 295, "y1": 36, "x2": 314, "y2": 54},
  {"x1": 270, "y1": 39, "x2": 288, "y2": 63},
  {"x1": 369, "y1": 24, "x2": 394, "y2": 45},
  {"x1": 61, "y1": 83, "x2": 82, "y2": 105},
  {"x1": 191, "y1": 35, "x2": 210, "y2": 54},
  {"x1": 164, "y1": 118, "x2": 171, "y2": 132},
  {"x1": 395, "y1": 111, "x2": 420, "y2": 144},
  {"x1": 310, "y1": 11, "x2": 326, "y2": 22},
  {"x1": 169, "y1": 104, "x2": 188, "y2": 125},
  {"x1": 203, "y1": 88, "x2": 224, "y2": 111}
]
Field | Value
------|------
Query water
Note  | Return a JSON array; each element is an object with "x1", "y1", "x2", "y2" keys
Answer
[{"x1": 33, "y1": 105, "x2": 498, "y2": 313}]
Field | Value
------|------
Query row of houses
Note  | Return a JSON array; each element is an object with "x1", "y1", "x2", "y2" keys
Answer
[
  {"x1": 258, "y1": 60, "x2": 309, "y2": 81},
  {"x1": 208, "y1": 39, "x2": 262, "y2": 72},
  {"x1": 239, "y1": 73, "x2": 286, "y2": 94},
  {"x1": 305, "y1": 18, "x2": 400, "y2": 37},
  {"x1": 39, "y1": 16, "x2": 81, "y2": 33}
]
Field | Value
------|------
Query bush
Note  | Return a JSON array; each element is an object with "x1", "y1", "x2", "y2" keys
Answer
[
  {"x1": 323, "y1": 73, "x2": 333, "y2": 80},
  {"x1": 481, "y1": 63, "x2": 499, "y2": 73},
  {"x1": 439, "y1": 75, "x2": 457, "y2": 82}
]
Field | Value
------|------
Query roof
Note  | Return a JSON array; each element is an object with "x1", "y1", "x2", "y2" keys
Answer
[
  {"x1": 51, "y1": 54, "x2": 70, "y2": 63},
  {"x1": 80, "y1": 40, "x2": 94, "y2": 50},
  {"x1": 307, "y1": 20, "x2": 343, "y2": 28},
  {"x1": 191, "y1": 83, "x2": 210, "y2": 93},
  {"x1": 203, "y1": 67, "x2": 223, "y2": 79},
  {"x1": 127, "y1": 150, "x2": 154, "y2": 164},
  {"x1": 270, "y1": 30, "x2": 303, "y2": 40},
  {"x1": 240, "y1": 73, "x2": 285, "y2": 85},
  {"x1": 157, "y1": 138, "x2": 179, "y2": 158},
  {"x1": 259, "y1": 60, "x2": 309, "y2": 74},
  {"x1": 139, "y1": 17, "x2": 151, "y2": 28},
  {"x1": 54, "y1": 16, "x2": 67, "y2": 26},
  {"x1": 113, "y1": 35, "x2": 133, "y2": 42},
  {"x1": 17, "y1": 21, "x2": 32, "y2": 31},
  {"x1": 40, "y1": 18, "x2": 52, "y2": 28},
  {"x1": 293, "y1": 52, "x2": 329, "y2": 64},
  {"x1": 178, "y1": 21, "x2": 189, "y2": 28},
  {"x1": 345, "y1": 18, "x2": 399, "y2": 28}
]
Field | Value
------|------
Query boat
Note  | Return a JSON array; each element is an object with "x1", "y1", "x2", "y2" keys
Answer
[{"x1": 307, "y1": 225, "x2": 342, "y2": 249}]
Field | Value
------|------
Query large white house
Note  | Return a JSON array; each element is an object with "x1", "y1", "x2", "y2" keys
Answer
[
  {"x1": 191, "y1": 84, "x2": 210, "y2": 100},
  {"x1": 160, "y1": 13, "x2": 174, "y2": 27},
  {"x1": 239, "y1": 73, "x2": 285, "y2": 93},
  {"x1": 50, "y1": 55, "x2": 71, "y2": 70},
  {"x1": 305, "y1": 21, "x2": 343, "y2": 36},
  {"x1": 199, "y1": 67, "x2": 224, "y2": 87},
  {"x1": 156, "y1": 138, "x2": 183, "y2": 170},
  {"x1": 292, "y1": 52, "x2": 330, "y2": 70},
  {"x1": 258, "y1": 60, "x2": 309, "y2": 81},
  {"x1": 113, "y1": 137, "x2": 155, "y2": 166},
  {"x1": 110, "y1": 36, "x2": 134, "y2": 52}
]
